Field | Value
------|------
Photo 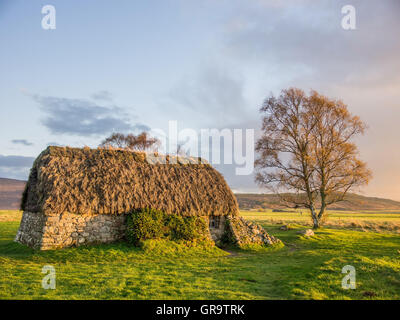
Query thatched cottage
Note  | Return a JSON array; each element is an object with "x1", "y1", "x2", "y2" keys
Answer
[{"x1": 15, "y1": 146, "x2": 279, "y2": 250}]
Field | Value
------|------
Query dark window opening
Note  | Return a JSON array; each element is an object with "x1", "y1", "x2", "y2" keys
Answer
[{"x1": 209, "y1": 215, "x2": 220, "y2": 228}]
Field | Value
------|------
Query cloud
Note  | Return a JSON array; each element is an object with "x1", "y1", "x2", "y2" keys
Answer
[
  {"x1": 91, "y1": 90, "x2": 114, "y2": 101},
  {"x1": 0, "y1": 155, "x2": 35, "y2": 167},
  {"x1": 168, "y1": 66, "x2": 251, "y2": 127},
  {"x1": 0, "y1": 155, "x2": 35, "y2": 180},
  {"x1": 11, "y1": 139, "x2": 33, "y2": 146},
  {"x1": 30, "y1": 94, "x2": 147, "y2": 136},
  {"x1": 223, "y1": 0, "x2": 400, "y2": 89},
  {"x1": 132, "y1": 123, "x2": 151, "y2": 132}
]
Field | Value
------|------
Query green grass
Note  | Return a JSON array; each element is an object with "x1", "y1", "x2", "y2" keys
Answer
[
  {"x1": 0, "y1": 210, "x2": 399, "y2": 300},
  {"x1": 241, "y1": 209, "x2": 400, "y2": 234},
  {"x1": 241, "y1": 209, "x2": 400, "y2": 221}
]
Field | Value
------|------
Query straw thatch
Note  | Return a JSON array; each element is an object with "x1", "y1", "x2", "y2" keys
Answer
[{"x1": 21, "y1": 146, "x2": 239, "y2": 216}]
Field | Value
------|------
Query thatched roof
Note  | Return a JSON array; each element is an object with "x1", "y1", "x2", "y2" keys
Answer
[{"x1": 21, "y1": 146, "x2": 239, "y2": 216}]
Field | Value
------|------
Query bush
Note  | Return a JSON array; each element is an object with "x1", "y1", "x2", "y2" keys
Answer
[
  {"x1": 126, "y1": 208, "x2": 165, "y2": 245},
  {"x1": 166, "y1": 215, "x2": 208, "y2": 241},
  {"x1": 126, "y1": 208, "x2": 209, "y2": 246}
]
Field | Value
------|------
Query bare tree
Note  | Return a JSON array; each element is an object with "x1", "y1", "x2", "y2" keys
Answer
[
  {"x1": 255, "y1": 88, "x2": 372, "y2": 228},
  {"x1": 100, "y1": 133, "x2": 126, "y2": 149},
  {"x1": 99, "y1": 132, "x2": 160, "y2": 152}
]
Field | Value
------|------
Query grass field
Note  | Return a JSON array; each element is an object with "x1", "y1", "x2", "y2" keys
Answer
[
  {"x1": 0, "y1": 210, "x2": 399, "y2": 300},
  {"x1": 241, "y1": 209, "x2": 400, "y2": 234}
]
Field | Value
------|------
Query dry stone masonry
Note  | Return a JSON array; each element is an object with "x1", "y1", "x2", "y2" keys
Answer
[
  {"x1": 225, "y1": 216, "x2": 281, "y2": 247},
  {"x1": 16, "y1": 211, "x2": 126, "y2": 250},
  {"x1": 16, "y1": 212, "x2": 281, "y2": 250}
]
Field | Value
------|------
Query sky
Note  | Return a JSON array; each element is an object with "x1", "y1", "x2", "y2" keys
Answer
[{"x1": 0, "y1": 0, "x2": 399, "y2": 200}]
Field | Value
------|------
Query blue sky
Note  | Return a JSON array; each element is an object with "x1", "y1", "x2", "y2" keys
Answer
[{"x1": 1, "y1": 0, "x2": 400, "y2": 200}]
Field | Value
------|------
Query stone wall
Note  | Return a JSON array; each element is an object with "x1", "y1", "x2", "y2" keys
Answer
[
  {"x1": 15, "y1": 212, "x2": 280, "y2": 250},
  {"x1": 15, "y1": 211, "x2": 127, "y2": 250},
  {"x1": 225, "y1": 216, "x2": 281, "y2": 247},
  {"x1": 15, "y1": 211, "x2": 47, "y2": 249}
]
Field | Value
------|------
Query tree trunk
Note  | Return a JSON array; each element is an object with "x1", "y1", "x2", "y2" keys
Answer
[
  {"x1": 317, "y1": 189, "x2": 326, "y2": 228},
  {"x1": 312, "y1": 216, "x2": 320, "y2": 229},
  {"x1": 316, "y1": 207, "x2": 326, "y2": 229},
  {"x1": 310, "y1": 205, "x2": 320, "y2": 229}
]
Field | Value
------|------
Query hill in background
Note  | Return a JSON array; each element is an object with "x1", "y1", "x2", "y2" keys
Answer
[
  {"x1": 235, "y1": 193, "x2": 400, "y2": 211},
  {"x1": 1, "y1": 177, "x2": 400, "y2": 211},
  {"x1": 0, "y1": 178, "x2": 26, "y2": 210}
]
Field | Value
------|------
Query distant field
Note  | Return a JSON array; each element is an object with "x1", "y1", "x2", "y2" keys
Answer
[
  {"x1": 235, "y1": 193, "x2": 400, "y2": 211},
  {"x1": 0, "y1": 178, "x2": 25, "y2": 210},
  {"x1": 0, "y1": 210, "x2": 22, "y2": 222},
  {"x1": 1, "y1": 210, "x2": 399, "y2": 300},
  {"x1": 241, "y1": 209, "x2": 400, "y2": 234}
]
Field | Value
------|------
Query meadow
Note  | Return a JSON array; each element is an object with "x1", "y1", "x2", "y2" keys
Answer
[
  {"x1": 0, "y1": 210, "x2": 399, "y2": 300},
  {"x1": 241, "y1": 209, "x2": 400, "y2": 234}
]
